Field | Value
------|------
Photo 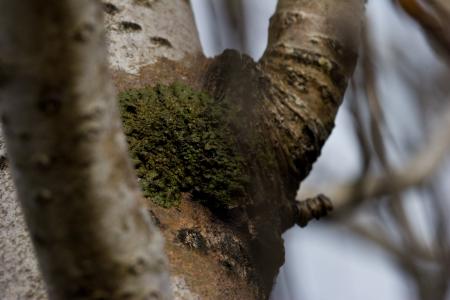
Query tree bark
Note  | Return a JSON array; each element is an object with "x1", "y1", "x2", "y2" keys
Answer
[
  {"x1": 0, "y1": 0, "x2": 364, "y2": 299},
  {"x1": 108, "y1": 0, "x2": 364, "y2": 298},
  {"x1": 0, "y1": 1, "x2": 170, "y2": 299}
]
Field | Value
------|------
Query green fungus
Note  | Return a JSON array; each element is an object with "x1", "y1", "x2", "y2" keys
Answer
[{"x1": 119, "y1": 83, "x2": 247, "y2": 208}]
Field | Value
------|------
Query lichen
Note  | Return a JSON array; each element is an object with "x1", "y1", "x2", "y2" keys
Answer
[
  {"x1": 119, "y1": 83, "x2": 247, "y2": 208},
  {"x1": 176, "y1": 228, "x2": 208, "y2": 253}
]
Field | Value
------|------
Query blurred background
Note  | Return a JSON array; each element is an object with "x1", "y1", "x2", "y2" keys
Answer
[{"x1": 190, "y1": 0, "x2": 450, "y2": 299}]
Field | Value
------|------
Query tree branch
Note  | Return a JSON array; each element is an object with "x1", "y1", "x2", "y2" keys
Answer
[
  {"x1": 300, "y1": 102, "x2": 450, "y2": 214},
  {"x1": 260, "y1": 0, "x2": 363, "y2": 180},
  {"x1": 258, "y1": 0, "x2": 364, "y2": 227}
]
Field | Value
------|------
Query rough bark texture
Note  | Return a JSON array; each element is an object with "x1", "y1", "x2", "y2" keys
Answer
[
  {"x1": 0, "y1": 0, "x2": 364, "y2": 299},
  {"x1": 261, "y1": 0, "x2": 363, "y2": 226},
  {"x1": 0, "y1": 1, "x2": 170, "y2": 299},
  {"x1": 0, "y1": 128, "x2": 47, "y2": 299},
  {"x1": 192, "y1": 0, "x2": 364, "y2": 296},
  {"x1": 103, "y1": 0, "x2": 202, "y2": 74},
  {"x1": 110, "y1": 0, "x2": 363, "y2": 298}
]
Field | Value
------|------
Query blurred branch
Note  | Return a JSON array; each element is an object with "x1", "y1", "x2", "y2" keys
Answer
[
  {"x1": 303, "y1": 2, "x2": 450, "y2": 298},
  {"x1": 349, "y1": 84, "x2": 372, "y2": 176},
  {"x1": 348, "y1": 222, "x2": 421, "y2": 259},
  {"x1": 300, "y1": 102, "x2": 450, "y2": 211},
  {"x1": 223, "y1": 0, "x2": 246, "y2": 50},
  {"x1": 348, "y1": 218, "x2": 450, "y2": 300},
  {"x1": 397, "y1": 0, "x2": 450, "y2": 59}
]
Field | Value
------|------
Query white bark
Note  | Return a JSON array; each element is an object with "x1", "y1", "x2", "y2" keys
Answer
[
  {"x1": 0, "y1": 127, "x2": 47, "y2": 299},
  {"x1": 104, "y1": 0, "x2": 202, "y2": 74},
  {"x1": 0, "y1": 1, "x2": 170, "y2": 299},
  {"x1": 1, "y1": 0, "x2": 203, "y2": 298}
]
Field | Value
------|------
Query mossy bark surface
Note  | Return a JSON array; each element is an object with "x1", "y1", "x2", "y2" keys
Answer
[{"x1": 119, "y1": 83, "x2": 247, "y2": 209}]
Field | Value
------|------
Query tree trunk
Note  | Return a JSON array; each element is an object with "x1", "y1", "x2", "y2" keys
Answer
[
  {"x1": 0, "y1": 0, "x2": 364, "y2": 299},
  {"x1": 0, "y1": 1, "x2": 170, "y2": 299}
]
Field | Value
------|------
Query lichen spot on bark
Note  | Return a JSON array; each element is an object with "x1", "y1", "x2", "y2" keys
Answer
[{"x1": 119, "y1": 83, "x2": 248, "y2": 209}]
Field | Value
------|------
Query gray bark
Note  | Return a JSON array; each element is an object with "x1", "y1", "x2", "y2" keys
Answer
[
  {"x1": 104, "y1": 0, "x2": 202, "y2": 74},
  {"x1": 0, "y1": 1, "x2": 170, "y2": 299},
  {"x1": 0, "y1": 129, "x2": 47, "y2": 299}
]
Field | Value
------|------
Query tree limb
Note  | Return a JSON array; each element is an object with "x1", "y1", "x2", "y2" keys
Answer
[{"x1": 300, "y1": 102, "x2": 450, "y2": 213}]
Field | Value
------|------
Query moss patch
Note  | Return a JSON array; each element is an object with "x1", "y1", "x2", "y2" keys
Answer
[{"x1": 119, "y1": 83, "x2": 247, "y2": 208}]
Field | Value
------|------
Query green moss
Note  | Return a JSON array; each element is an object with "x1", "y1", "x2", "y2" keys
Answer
[{"x1": 119, "y1": 83, "x2": 247, "y2": 208}]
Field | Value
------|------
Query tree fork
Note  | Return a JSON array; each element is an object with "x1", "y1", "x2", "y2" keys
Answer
[
  {"x1": 116, "y1": 0, "x2": 364, "y2": 297},
  {"x1": 0, "y1": 0, "x2": 364, "y2": 299},
  {"x1": 197, "y1": 0, "x2": 364, "y2": 286}
]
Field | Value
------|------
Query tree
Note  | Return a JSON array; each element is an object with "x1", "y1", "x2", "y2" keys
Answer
[
  {"x1": 296, "y1": 0, "x2": 450, "y2": 299},
  {"x1": 0, "y1": 0, "x2": 364, "y2": 299}
]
